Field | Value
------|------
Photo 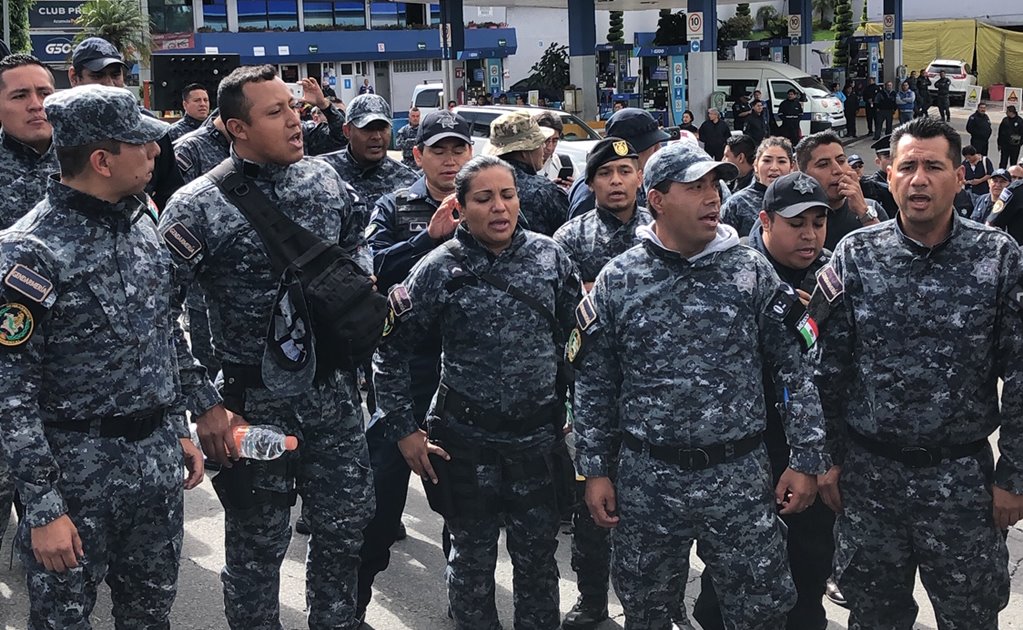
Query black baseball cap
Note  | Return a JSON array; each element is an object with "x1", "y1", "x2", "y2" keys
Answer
[
  {"x1": 991, "y1": 168, "x2": 1012, "y2": 182},
  {"x1": 71, "y1": 37, "x2": 129, "y2": 73},
  {"x1": 763, "y1": 173, "x2": 830, "y2": 218},
  {"x1": 415, "y1": 110, "x2": 471, "y2": 146},
  {"x1": 605, "y1": 108, "x2": 671, "y2": 153},
  {"x1": 848, "y1": 154, "x2": 864, "y2": 167},
  {"x1": 585, "y1": 137, "x2": 638, "y2": 183}
]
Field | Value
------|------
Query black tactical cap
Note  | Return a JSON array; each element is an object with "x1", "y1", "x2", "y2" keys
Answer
[
  {"x1": 71, "y1": 37, "x2": 129, "y2": 73},
  {"x1": 585, "y1": 137, "x2": 638, "y2": 183},
  {"x1": 870, "y1": 134, "x2": 892, "y2": 155},
  {"x1": 605, "y1": 108, "x2": 671, "y2": 153},
  {"x1": 763, "y1": 172, "x2": 830, "y2": 218},
  {"x1": 416, "y1": 110, "x2": 471, "y2": 146}
]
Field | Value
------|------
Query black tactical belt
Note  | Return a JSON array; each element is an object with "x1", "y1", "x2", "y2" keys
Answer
[
  {"x1": 436, "y1": 383, "x2": 559, "y2": 436},
  {"x1": 847, "y1": 426, "x2": 987, "y2": 468},
  {"x1": 621, "y1": 431, "x2": 762, "y2": 470},
  {"x1": 44, "y1": 408, "x2": 166, "y2": 443}
]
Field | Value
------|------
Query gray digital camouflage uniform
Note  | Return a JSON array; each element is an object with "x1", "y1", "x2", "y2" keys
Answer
[
  {"x1": 159, "y1": 152, "x2": 374, "y2": 630},
  {"x1": 0, "y1": 130, "x2": 60, "y2": 550},
  {"x1": 173, "y1": 114, "x2": 230, "y2": 184},
  {"x1": 393, "y1": 122, "x2": 420, "y2": 169},
  {"x1": 375, "y1": 224, "x2": 581, "y2": 630},
  {"x1": 720, "y1": 180, "x2": 767, "y2": 239},
  {"x1": 318, "y1": 146, "x2": 418, "y2": 235},
  {"x1": 167, "y1": 114, "x2": 203, "y2": 142},
  {"x1": 572, "y1": 221, "x2": 829, "y2": 629},
  {"x1": 0, "y1": 178, "x2": 199, "y2": 628},
  {"x1": 504, "y1": 158, "x2": 568, "y2": 236},
  {"x1": 552, "y1": 203, "x2": 653, "y2": 613},
  {"x1": 815, "y1": 214, "x2": 1022, "y2": 630}
]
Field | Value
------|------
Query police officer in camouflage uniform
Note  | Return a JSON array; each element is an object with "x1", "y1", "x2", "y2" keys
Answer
[
  {"x1": 0, "y1": 55, "x2": 58, "y2": 229},
  {"x1": 356, "y1": 109, "x2": 473, "y2": 620},
  {"x1": 858, "y1": 135, "x2": 898, "y2": 218},
  {"x1": 485, "y1": 110, "x2": 568, "y2": 236},
  {"x1": 553, "y1": 137, "x2": 652, "y2": 630},
  {"x1": 0, "y1": 54, "x2": 59, "y2": 549},
  {"x1": 695, "y1": 172, "x2": 836, "y2": 630},
  {"x1": 318, "y1": 93, "x2": 418, "y2": 227},
  {"x1": 568, "y1": 107, "x2": 670, "y2": 219},
  {"x1": 394, "y1": 106, "x2": 421, "y2": 170},
  {"x1": 159, "y1": 65, "x2": 374, "y2": 630},
  {"x1": 375, "y1": 155, "x2": 581, "y2": 630},
  {"x1": 0, "y1": 84, "x2": 207, "y2": 629},
  {"x1": 815, "y1": 116, "x2": 1023, "y2": 630},
  {"x1": 721, "y1": 137, "x2": 795, "y2": 239},
  {"x1": 167, "y1": 83, "x2": 209, "y2": 142},
  {"x1": 68, "y1": 37, "x2": 184, "y2": 211},
  {"x1": 175, "y1": 78, "x2": 348, "y2": 184},
  {"x1": 572, "y1": 142, "x2": 829, "y2": 630}
]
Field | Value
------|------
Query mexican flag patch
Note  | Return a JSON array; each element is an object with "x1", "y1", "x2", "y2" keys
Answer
[{"x1": 796, "y1": 312, "x2": 818, "y2": 349}]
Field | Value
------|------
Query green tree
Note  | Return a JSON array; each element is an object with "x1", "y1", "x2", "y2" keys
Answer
[
  {"x1": 755, "y1": 5, "x2": 778, "y2": 31},
  {"x1": 718, "y1": 12, "x2": 754, "y2": 43},
  {"x1": 833, "y1": 0, "x2": 854, "y2": 69},
  {"x1": 653, "y1": 9, "x2": 686, "y2": 45},
  {"x1": 529, "y1": 42, "x2": 569, "y2": 91},
  {"x1": 812, "y1": 0, "x2": 836, "y2": 29},
  {"x1": 860, "y1": 0, "x2": 869, "y2": 30},
  {"x1": 607, "y1": 11, "x2": 625, "y2": 45},
  {"x1": 4, "y1": 0, "x2": 32, "y2": 53},
  {"x1": 74, "y1": 0, "x2": 153, "y2": 66}
]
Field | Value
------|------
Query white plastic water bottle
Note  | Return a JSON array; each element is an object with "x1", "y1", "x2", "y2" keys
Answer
[{"x1": 232, "y1": 425, "x2": 298, "y2": 460}]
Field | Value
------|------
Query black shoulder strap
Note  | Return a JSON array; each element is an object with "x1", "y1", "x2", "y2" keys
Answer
[
  {"x1": 442, "y1": 239, "x2": 561, "y2": 341},
  {"x1": 207, "y1": 159, "x2": 329, "y2": 274}
]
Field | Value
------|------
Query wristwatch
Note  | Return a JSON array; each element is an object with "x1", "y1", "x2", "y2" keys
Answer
[{"x1": 859, "y1": 206, "x2": 879, "y2": 223}]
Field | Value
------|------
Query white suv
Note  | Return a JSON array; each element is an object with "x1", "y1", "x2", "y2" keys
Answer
[{"x1": 924, "y1": 59, "x2": 978, "y2": 106}]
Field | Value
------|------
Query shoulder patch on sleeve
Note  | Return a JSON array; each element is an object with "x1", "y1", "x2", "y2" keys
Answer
[
  {"x1": 815, "y1": 265, "x2": 844, "y2": 303},
  {"x1": 388, "y1": 284, "x2": 413, "y2": 318},
  {"x1": 162, "y1": 222, "x2": 203, "y2": 260},
  {"x1": 0, "y1": 302, "x2": 34, "y2": 347},
  {"x1": 566, "y1": 326, "x2": 583, "y2": 364},
  {"x1": 4, "y1": 264, "x2": 53, "y2": 304},
  {"x1": 176, "y1": 151, "x2": 193, "y2": 174},
  {"x1": 765, "y1": 283, "x2": 798, "y2": 321},
  {"x1": 575, "y1": 294, "x2": 597, "y2": 331}
]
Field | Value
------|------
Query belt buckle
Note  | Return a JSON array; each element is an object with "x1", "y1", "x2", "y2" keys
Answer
[
  {"x1": 900, "y1": 446, "x2": 937, "y2": 468},
  {"x1": 678, "y1": 448, "x2": 710, "y2": 469}
]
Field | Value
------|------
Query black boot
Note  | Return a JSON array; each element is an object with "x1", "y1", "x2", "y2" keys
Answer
[
  {"x1": 561, "y1": 595, "x2": 609, "y2": 629},
  {"x1": 825, "y1": 577, "x2": 848, "y2": 608}
]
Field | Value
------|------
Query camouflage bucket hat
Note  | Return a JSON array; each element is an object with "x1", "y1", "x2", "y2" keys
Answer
[
  {"x1": 642, "y1": 141, "x2": 738, "y2": 191},
  {"x1": 347, "y1": 93, "x2": 392, "y2": 128},
  {"x1": 485, "y1": 110, "x2": 547, "y2": 156},
  {"x1": 44, "y1": 85, "x2": 167, "y2": 148}
]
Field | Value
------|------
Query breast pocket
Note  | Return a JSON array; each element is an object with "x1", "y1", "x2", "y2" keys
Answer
[{"x1": 86, "y1": 278, "x2": 133, "y2": 339}]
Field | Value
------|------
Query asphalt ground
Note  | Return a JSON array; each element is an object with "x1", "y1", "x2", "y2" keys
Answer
[{"x1": 3, "y1": 103, "x2": 1023, "y2": 629}]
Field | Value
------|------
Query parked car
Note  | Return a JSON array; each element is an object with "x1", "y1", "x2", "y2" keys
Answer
[
  {"x1": 924, "y1": 59, "x2": 978, "y2": 106},
  {"x1": 452, "y1": 105, "x2": 602, "y2": 177},
  {"x1": 411, "y1": 82, "x2": 445, "y2": 117}
]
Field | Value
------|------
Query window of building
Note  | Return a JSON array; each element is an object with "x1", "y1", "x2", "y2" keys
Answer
[
  {"x1": 304, "y1": 1, "x2": 366, "y2": 29},
  {"x1": 151, "y1": 0, "x2": 194, "y2": 33},
  {"x1": 237, "y1": 0, "x2": 299, "y2": 30},
  {"x1": 394, "y1": 59, "x2": 429, "y2": 73},
  {"x1": 370, "y1": 2, "x2": 406, "y2": 29},
  {"x1": 201, "y1": 0, "x2": 228, "y2": 31}
]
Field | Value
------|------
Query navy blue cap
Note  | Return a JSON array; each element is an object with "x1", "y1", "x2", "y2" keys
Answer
[
  {"x1": 71, "y1": 37, "x2": 129, "y2": 73},
  {"x1": 606, "y1": 108, "x2": 671, "y2": 153},
  {"x1": 764, "y1": 173, "x2": 830, "y2": 218}
]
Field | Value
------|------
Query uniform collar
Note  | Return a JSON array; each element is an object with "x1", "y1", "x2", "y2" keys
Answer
[
  {"x1": 893, "y1": 210, "x2": 959, "y2": 255},
  {"x1": 1, "y1": 130, "x2": 52, "y2": 161},
  {"x1": 46, "y1": 175, "x2": 142, "y2": 233},
  {"x1": 230, "y1": 147, "x2": 290, "y2": 182},
  {"x1": 454, "y1": 222, "x2": 527, "y2": 260},
  {"x1": 344, "y1": 146, "x2": 385, "y2": 176},
  {"x1": 594, "y1": 204, "x2": 641, "y2": 229}
]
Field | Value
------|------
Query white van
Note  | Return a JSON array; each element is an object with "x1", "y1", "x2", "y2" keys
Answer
[
  {"x1": 411, "y1": 82, "x2": 444, "y2": 117},
  {"x1": 716, "y1": 61, "x2": 846, "y2": 137}
]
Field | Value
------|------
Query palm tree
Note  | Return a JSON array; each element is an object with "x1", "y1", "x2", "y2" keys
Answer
[{"x1": 73, "y1": 0, "x2": 153, "y2": 66}]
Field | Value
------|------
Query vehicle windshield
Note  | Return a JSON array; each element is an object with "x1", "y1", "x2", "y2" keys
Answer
[
  {"x1": 557, "y1": 113, "x2": 602, "y2": 141},
  {"x1": 795, "y1": 76, "x2": 829, "y2": 92},
  {"x1": 413, "y1": 88, "x2": 442, "y2": 108}
]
